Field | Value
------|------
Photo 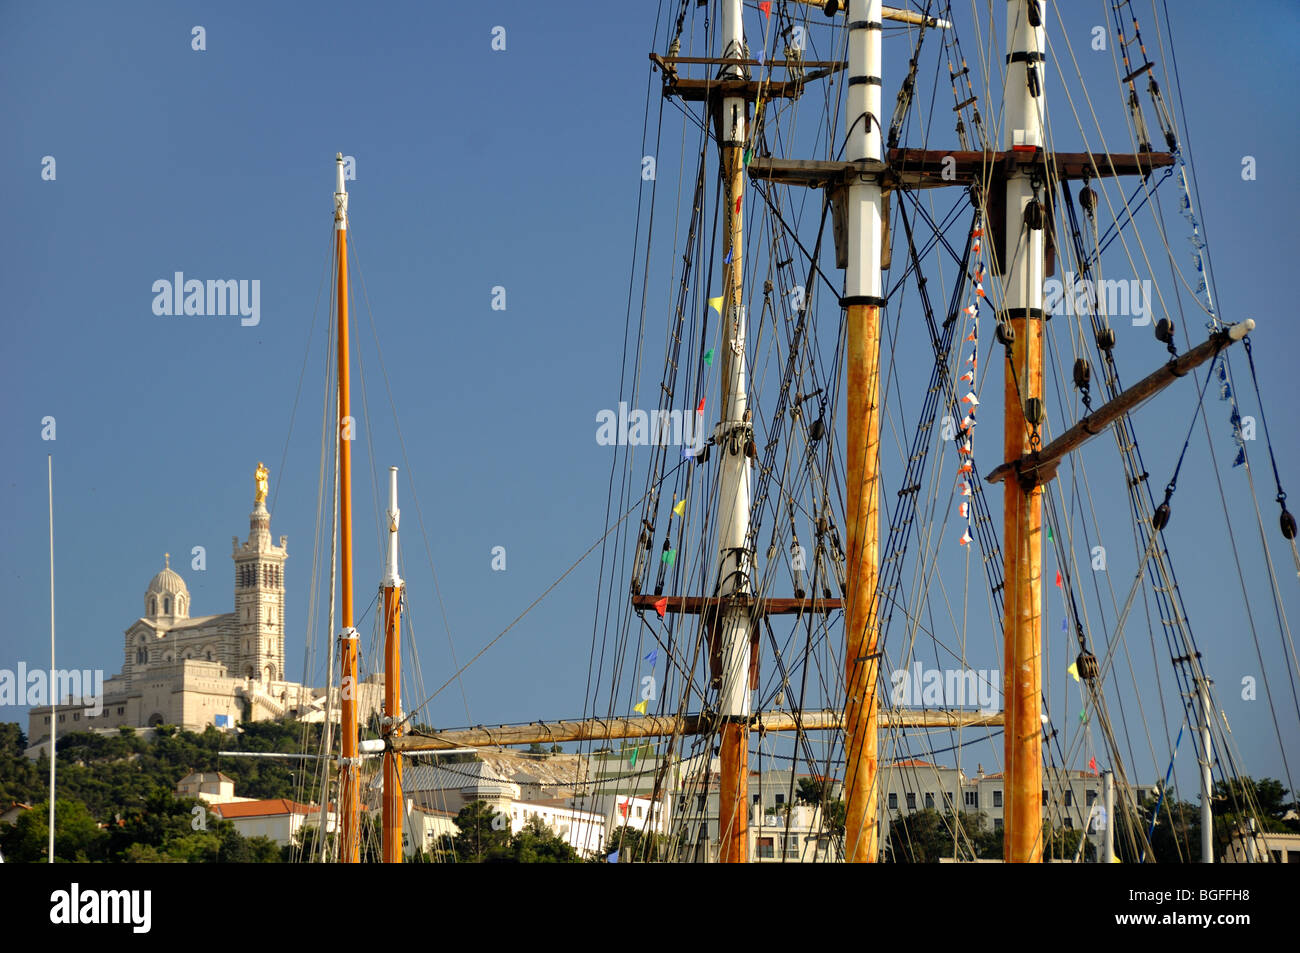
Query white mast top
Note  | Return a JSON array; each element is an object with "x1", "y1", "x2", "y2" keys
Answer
[
  {"x1": 384, "y1": 466, "x2": 402, "y2": 588},
  {"x1": 334, "y1": 152, "x2": 348, "y2": 230}
]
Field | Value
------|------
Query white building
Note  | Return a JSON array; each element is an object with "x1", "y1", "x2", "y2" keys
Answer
[
  {"x1": 211, "y1": 798, "x2": 334, "y2": 847},
  {"x1": 25, "y1": 466, "x2": 383, "y2": 755}
]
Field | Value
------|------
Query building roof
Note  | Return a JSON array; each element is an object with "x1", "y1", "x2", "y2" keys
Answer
[
  {"x1": 147, "y1": 558, "x2": 188, "y2": 598},
  {"x1": 178, "y1": 771, "x2": 235, "y2": 785},
  {"x1": 212, "y1": 799, "x2": 319, "y2": 819},
  {"x1": 888, "y1": 759, "x2": 941, "y2": 768},
  {"x1": 378, "y1": 760, "x2": 515, "y2": 794}
]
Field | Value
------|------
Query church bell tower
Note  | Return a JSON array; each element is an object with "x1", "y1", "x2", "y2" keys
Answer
[{"x1": 232, "y1": 462, "x2": 288, "y2": 683}]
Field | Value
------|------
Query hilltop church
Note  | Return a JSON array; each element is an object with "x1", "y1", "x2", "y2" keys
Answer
[{"x1": 27, "y1": 465, "x2": 382, "y2": 752}]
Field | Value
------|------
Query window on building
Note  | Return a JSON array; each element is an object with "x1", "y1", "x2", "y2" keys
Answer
[
  {"x1": 775, "y1": 793, "x2": 784, "y2": 805},
  {"x1": 753, "y1": 794, "x2": 760, "y2": 804},
  {"x1": 888, "y1": 793, "x2": 898, "y2": 810},
  {"x1": 1064, "y1": 790, "x2": 1073, "y2": 807},
  {"x1": 1063, "y1": 817, "x2": 1073, "y2": 829},
  {"x1": 993, "y1": 791, "x2": 1003, "y2": 808},
  {"x1": 636, "y1": 806, "x2": 643, "y2": 818},
  {"x1": 163, "y1": 598, "x2": 170, "y2": 614},
  {"x1": 925, "y1": 793, "x2": 935, "y2": 809},
  {"x1": 1042, "y1": 790, "x2": 1048, "y2": 806},
  {"x1": 994, "y1": 817, "x2": 1003, "y2": 829},
  {"x1": 1288, "y1": 851, "x2": 1300, "y2": 864},
  {"x1": 906, "y1": 793, "x2": 916, "y2": 811},
  {"x1": 964, "y1": 790, "x2": 978, "y2": 808},
  {"x1": 697, "y1": 794, "x2": 707, "y2": 811},
  {"x1": 757, "y1": 837, "x2": 774, "y2": 859},
  {"x1": 1086, "y1": 790, "x2": 1097, "y2": 806}
]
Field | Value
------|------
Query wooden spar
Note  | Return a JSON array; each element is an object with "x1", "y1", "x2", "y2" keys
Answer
[
  {"x1": 842, "y1": 0, "x2": 885, "y2": 865},
  {"x1": 985, "y1": 321, "x2": 1256, "y2": 489},
  {"x1": 630, "y1": 594, "x2": 841, "y2": 615},
  {"x1": 747, "y1": 149, "x2": 1174, "y2": 191},
  {"x1": 714, "y1": 0, "x2": 751, "y2": 866},
  {"x1": 381, "y1": 467, "x2": 403, "y2": 863},
  {"x1": 786, "y1": 0, "x2": 952, "y2": 28},
  {"x1": 334, "y1": 153, "x2": 361, "y2": 864},
  {"x1": 1002, "y1": 0, "x2": 1045, "y2": 864},
  {"x1": 390, "y1": 708, "x2": 1004, "y2": 752}
]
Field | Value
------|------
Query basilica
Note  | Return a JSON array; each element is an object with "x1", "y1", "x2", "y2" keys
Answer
[{"x1": 27, "y1": 467, "x2": 382, "y2": 751}]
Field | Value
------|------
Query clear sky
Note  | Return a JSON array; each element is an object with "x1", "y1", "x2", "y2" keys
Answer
[{"x1": 2, "y1": 1, "x2": 1296, "y2": 804}]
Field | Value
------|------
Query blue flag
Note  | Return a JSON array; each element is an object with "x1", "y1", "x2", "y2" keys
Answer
[{"x1": 644, "y1": 650, "x2": 658, "y2": 666}]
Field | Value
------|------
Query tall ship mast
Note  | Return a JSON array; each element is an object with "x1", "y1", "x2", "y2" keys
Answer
[{"x1": 295, "y1": 2, "x2": 1294, "y2": 864}]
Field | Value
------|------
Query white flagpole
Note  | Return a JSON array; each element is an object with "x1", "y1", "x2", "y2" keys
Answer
[{"x1": 48, "y1": 454, "x2": 56, "y2": 863}]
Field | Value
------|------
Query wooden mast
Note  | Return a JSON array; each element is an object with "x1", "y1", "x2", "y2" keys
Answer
[
  {"x1": 381, "y1": 467, "x2": 404, "y2": 863},
  {"x1": 713, "y1": 0, "x2": 752, "y2": 865},
  {"x1": 334, "y1": 153, "x2": 361, "y2": 864},
  {"x1": 842, "y1": 0, "x2": 885, "y2": 864},
  {"x1": 1001, "y1": 0, "x2": 1045, "y2": 864}
]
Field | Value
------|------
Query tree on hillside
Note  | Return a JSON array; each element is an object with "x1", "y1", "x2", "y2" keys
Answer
[
  {"x1": 0, "y1": 798, "x2": 107, "y2": 863},
  {"x1": 452, "y1": 800, "x2": 511, "y2": 862}
]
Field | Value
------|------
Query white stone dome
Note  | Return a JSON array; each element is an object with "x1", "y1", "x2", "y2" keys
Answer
[{"x1": 145, "y1": 554, "x2": 189, "y2": 618}]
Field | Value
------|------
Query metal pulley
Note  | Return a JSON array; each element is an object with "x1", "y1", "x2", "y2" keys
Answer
[
  {"x1": 1072, "y1": 358, "x2": 1091, "y2": 390},
  {"x1": 1023, "y1": 198, "x2": 1044, "y2": 231},
  {"x1": 1076, "y1": 650, "x2": 1099, "y2": 681},
  {"x1": 1152, "y1": 500, "x2": 1172, "y2": 531},
  {"x1": 1024, "y1": 397, "x2": 1044, "y2": 426},
  {"x1": 1079, "y1": 186, "x2": 1097, "y2": 216},
  {"x1": 1155, "y1": 317, "x2": 1176, "y2": 346},
  {"x1": 996, "y1": 322, "x2": 1015, "y2": 346},
  {"x1": 1281, "y1": 506, "x2": 1297, "y2": 540},
  {"x1": 809, "y1": 416, "x2": 826, "y2": 442},
  {"x1": 1095, "y1": 327, "x2": 1116, "y2": 352}
]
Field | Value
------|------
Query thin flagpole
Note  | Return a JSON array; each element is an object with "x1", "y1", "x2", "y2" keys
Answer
[{"x1": 47, "y1": 454, "x2": 55, "y2": 863}]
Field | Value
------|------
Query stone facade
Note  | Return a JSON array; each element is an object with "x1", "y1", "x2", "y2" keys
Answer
[{"x1": 27, "y1": 488, "x2": 382, "y2": 752}]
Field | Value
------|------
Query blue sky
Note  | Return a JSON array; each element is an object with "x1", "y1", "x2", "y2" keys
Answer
[{"x1": 2, "y1": 1, "x2": 1297, "y2": 806}]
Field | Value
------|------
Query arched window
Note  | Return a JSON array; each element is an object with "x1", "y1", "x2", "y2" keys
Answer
[
  {"x1": 150, "y1": 597, "x2": 157, "y2": 615},
  {"x1": 163, "y1": 597, "x2": 170, "y2": 614},
  {"x1": 136, "y1": 648, "x2": 147, "y2": 664}
]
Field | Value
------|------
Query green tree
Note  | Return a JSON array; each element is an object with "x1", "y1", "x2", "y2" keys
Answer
[
  {"x1": 509, "y1": 816, "x2": 580, "y2": 863},
  {"x1": 0, "y1": 798, "x2": 107, "y2": 862},
  {"x1": 452, "y1": 800, "x2": 511, "y2": 862},
  {"x1": 601, "y1": 824, "x2": 677, "y2": 862}
]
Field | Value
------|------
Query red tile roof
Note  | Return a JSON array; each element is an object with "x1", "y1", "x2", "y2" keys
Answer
[{"x1": 212, "y1": 799, "x2": 320, "y2": 819}]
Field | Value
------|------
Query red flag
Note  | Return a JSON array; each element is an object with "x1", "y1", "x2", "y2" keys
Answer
[
  {"x1": 1055, "y1": 570, "x2": 1063, "y2": 587},
  {"x1": 1089, "y1": 756, "x2": 1098, "y2": 773},
  {"x1": 759, "y1": 0, "x2": 771, "y2": 17},
  {"x1": 697, "y1": 396, "x2": 706, "y2": 414},
  {"x1": 735, "y1": 194, "x2": 742, "y2": 214},
  {"x1": 654, "y1": 597, "x2": 668, "y2": 618}
]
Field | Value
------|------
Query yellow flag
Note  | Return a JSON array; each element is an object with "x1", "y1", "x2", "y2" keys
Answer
[
  {"x1": 633, "y1": 699, "x2": 648, "y2": 715},
  {"x1": 673, "y1": 500, "x2": 686, "y2": 517},
  {"x1": 1110, "y1": 855, "x2": 1122, "y2": 864},
  {"x1": 1067, "y1": 662, "x2": 1080, "y2": 682},
  {"x1": 708, "y1": 295, "x2": 724, "y2": 314}
]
